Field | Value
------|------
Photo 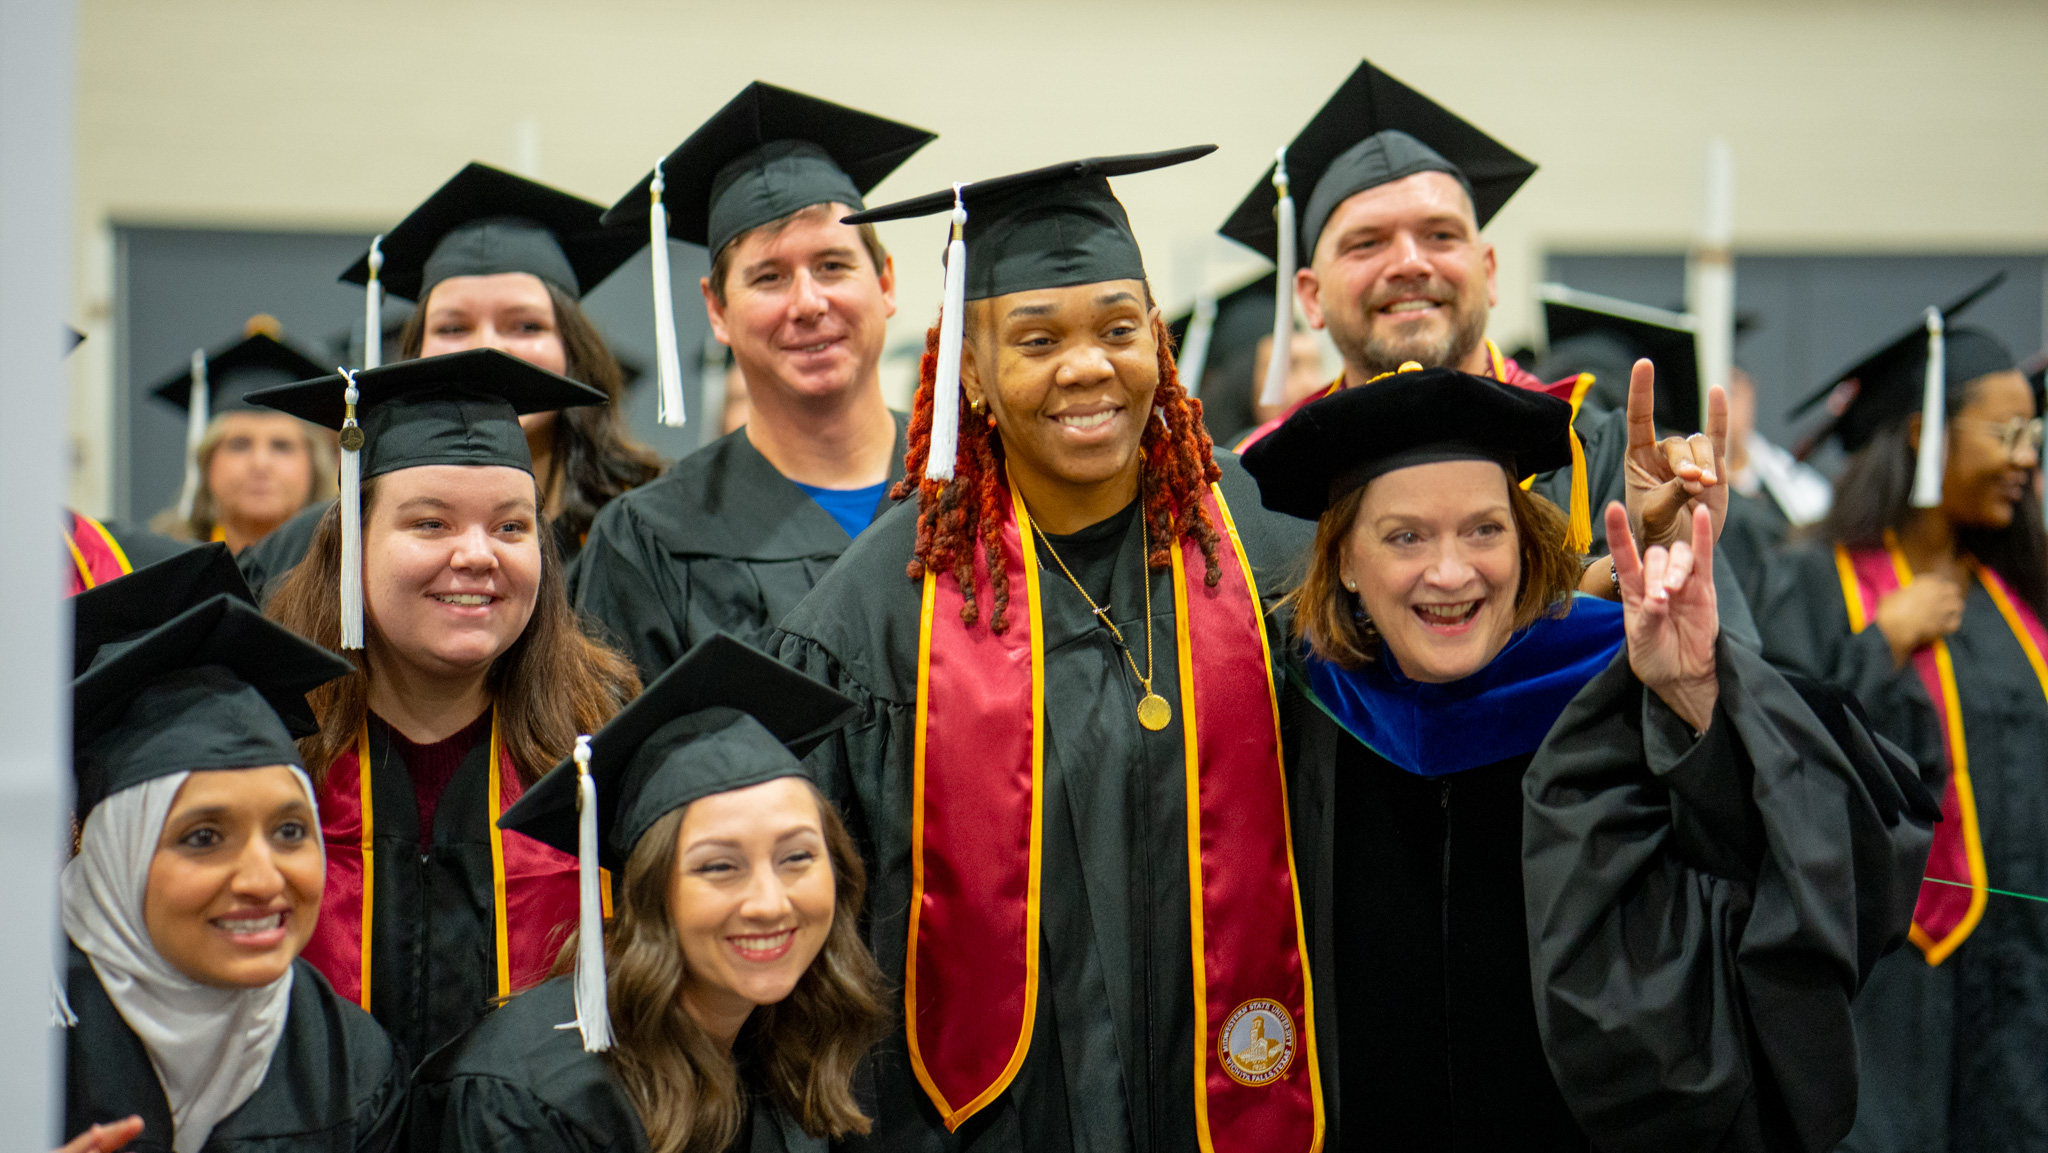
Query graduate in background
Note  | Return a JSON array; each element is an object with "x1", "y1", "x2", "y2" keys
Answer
[
  {"x1": 145, "y1": 319, "x2": 335, "y2": 555},
  {"x1": 1758, "y1": 301, "x2": 2048, "y2": 1152},
  {"x1": 571, "y1": 83, "x2": 933, "y2": 682},
  {"x1": 1219, "y1": 60, "x2": 1761, "y2": 645},
  {"x1": 253, "y1": 349, "x2": 640, "y2": 1064},
  {"x1": 238, "y1": 164, "x2": 661, "y2": 596},
  {"x1": 409, "y1": 636, "x2": 886, "y2": 1153},
  {"x1": 1720, "y1": 364, "x2": 1830, "y2": 590},
  {"x1": 777, "y1": 147, "x2": 1330, "y2": 1152},
  {"x1": 63, "y1": 554, "x2": 402, "y2": 1153},
  {"x1": 1243, "y1": 362, "x2": 1932, "y2": 1151}
]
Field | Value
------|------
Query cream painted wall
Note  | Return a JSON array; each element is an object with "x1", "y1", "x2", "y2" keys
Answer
[{"x1": 69, "y1": 0, "x2": 2048, "y2": 510}]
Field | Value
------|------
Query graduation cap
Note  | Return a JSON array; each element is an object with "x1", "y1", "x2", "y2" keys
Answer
[
  {"x1": 844, "y1": 146, "x2": 1215, "y2": 482},
  {"x1": 1536, "y1": 284, "x2": 1701, "y2": 435},
  {"x1": 246, "y1": 347, "x2": 606, "y2": 649},
  {"x1": 1791, "y1": 273, "x2": 2011, "y2": 505},
  {"x1": 598, "y1": 83, "x2": 935, "y2": 431},
  {"x1": 72, "y1": 542, "x2": 253, "y2": 674},
  {"x1": 1166, "y1": 271, "x2": 1279, "y2": 403},
  {"x1": 72, "y1": 593, "x2": 353, "y2": 816},
  {"x1": 340, "y1": 163, "x2": 642, "y2": 306},
  {"x1": 1239, "y1": 362, "x2": 1575, "y2": 521},
  {"x1": 1219, "y1": 60, "x2": 1533, "y2": 408},
  {"x1": 497, "y1": 633, "x2": 858, "y2": 1051},
  {"x1": 150, "y1": 322, "x2": 332, "y2": 520}
]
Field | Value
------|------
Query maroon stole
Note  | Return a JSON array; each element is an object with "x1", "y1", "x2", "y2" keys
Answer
[
  {"x1": 909, "y1": 481, "x2": 1322, "y2": 1151},
  {"x1": 1834, "y1": 536, "x2": 2048, "y2": 964},
  {"x1": 65, "y1": 511, "x2": 132, "y2": 596}
]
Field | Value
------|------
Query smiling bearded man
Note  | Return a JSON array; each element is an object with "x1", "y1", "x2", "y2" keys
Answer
[
  {"x1": 1223, "y1": 59, "x2": 1761, "y2": 648},
  {"x1": 570, "y1": 83, "x2": 935, "y2": 682}
]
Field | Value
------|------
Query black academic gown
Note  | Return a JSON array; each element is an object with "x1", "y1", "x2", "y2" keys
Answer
[
  {"x1": 1527, "y1": 406, "x2": 1763, "y2": 650},
  {"x1": 237, "y1": 501, "x2": 583, "y2": 607},
  {"x1": 102, "y1": 517, "x2": 193, "y2": 569},
  {"x1": 570, "y1": 417, "x2": 908, "y2": 682},
  {"x1": 64, "y1": 945, "x2": 404, "y2": 1153},
  {"x1": 1717, "y1": 489, "x2": 1793, "y2": 609},
  {"x1": 406, "y1": 977, "x2": 823, "y2": 1153},
  {"x1": 772, "y1": 455, "x2": 1309, "y2": 1153},
  {"x1": 1758, "y1": 545, "x2": 2048, "y2": 1153},
  {"x1": 1284, "y1": 638, "x2": 1932, "y2": 1152}
]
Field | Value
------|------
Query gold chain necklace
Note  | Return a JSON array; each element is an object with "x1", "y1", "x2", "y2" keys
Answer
[{"x1": 1028, "y1": 498, "x2": 1173, "y2": 732}]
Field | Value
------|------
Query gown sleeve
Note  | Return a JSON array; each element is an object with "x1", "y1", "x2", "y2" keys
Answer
[
  {"x1": 571, "y1": 496, "x2": 692, "y2": 684},
  {"x1": 1522, "y1": 638, "x2": 1939, "y2": 1153},
  {"x1": 405, "y1": 1076, "x2": 616, "y2": 1153}
]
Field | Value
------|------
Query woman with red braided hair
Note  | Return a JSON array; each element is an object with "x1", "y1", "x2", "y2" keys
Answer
[{"x1": 772, "y1": 149, "x2": 1322, "y2": 1153}]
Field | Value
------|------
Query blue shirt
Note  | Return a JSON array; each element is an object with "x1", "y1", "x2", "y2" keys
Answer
[{"x1": 793, "y1": 479, "x2": 891, "y2": 540}]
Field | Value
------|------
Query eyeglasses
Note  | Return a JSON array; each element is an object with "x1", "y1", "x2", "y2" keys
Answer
[{"x1": 1954, "y1": 416, "x2": 2045, "y2": 457}]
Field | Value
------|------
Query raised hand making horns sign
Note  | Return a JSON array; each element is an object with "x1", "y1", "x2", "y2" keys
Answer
[{"x1": 1622, "y1": 357, "x2": 1731, "y2": 549}]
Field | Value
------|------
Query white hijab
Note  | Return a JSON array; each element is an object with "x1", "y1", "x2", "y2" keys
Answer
[{"x1": 59, "y1": 767, "x2": 319, "y2": 1153}]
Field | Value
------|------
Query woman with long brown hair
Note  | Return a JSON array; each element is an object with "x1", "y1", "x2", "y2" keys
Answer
[
  {"x1": 1759, "y1": 301, "x2": 2048, "y2": 1151},
  {"x1": 238, "y1": 163, "x2": 662, "y2": 599},
  {"x1": 409, "y1": 636, "x2": 885, "y2": 1153},
  {"x1": 256, "y1": 348, "x2": 640, "y2": 1065}
]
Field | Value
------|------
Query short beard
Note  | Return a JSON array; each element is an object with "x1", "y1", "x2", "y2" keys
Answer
[{"x1": 1331, "y1": 299, "x2": 1489, "y2": 380}]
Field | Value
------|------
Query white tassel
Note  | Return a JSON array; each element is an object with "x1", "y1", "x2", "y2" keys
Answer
[
  {"x1": 1261, "y1": 148, "x2": 1296, "y2": 409},
  {"x1": 1911, "y1": 307, "x2": 1947, "y2": 509},
  {"x1": 571, "y1": 735, "x2": 614, "y2": 1051},
  {"x1": 176, "y1": 348, "x2": 208, "y2": 520},
  {"x1": 649, "y1": 162, "x2": 687, "y2": 428},
  {"x1": 338, "y1": 370, "x2": 365, "y2": 650},
  {"x1": 925, "y1": 186, "x2": 969, "y2": 483},
  {"x1": 364, "y1": 235, "x2": 384, "y2": 370},
  {"x1": 1178, "y1": 290, "x2": 1217, "y2": 400},
  {"x1": 49, "y1": 971, "x2": 75, "y2": 1028}
]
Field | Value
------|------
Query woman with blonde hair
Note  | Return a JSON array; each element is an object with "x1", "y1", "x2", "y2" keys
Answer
[
  {"x1": 148, "y1": 326, "x2": 336, "y2": 555},
  {"x1": 409, "y1": 636, "x2": 885, "y2": 1153}
]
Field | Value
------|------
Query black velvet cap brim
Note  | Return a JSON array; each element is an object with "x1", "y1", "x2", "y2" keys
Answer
[
  {"x1": 602, "y1": 81, "x2": 935, "y2": 256},
  {"x1": 339, "y1": 163, "x2": 641, "y2": 302},
  {"x1": 498, "y1": 633, "x2": 857, "y2": 869},
  {"x1": 1218, "y1": 59, "x2": 1535, "y2": 261},
  {"x1": 845, "y1": 146, "x2": 1213, "y2": 301},
  {"x1": 149, "y1": 332, "x2": 331, "y2": 414},
  {"x1": 1240, "y1": 366, "x2": 1574, "y2": 520}
]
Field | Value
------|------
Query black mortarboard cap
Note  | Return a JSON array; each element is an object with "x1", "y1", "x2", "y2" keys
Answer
[
  {"x1": 245, "y1": 347, "x2": 605, "y2": 478},
  {"x1": 150, "y1": 330, "x2": 329, "y2": 416},
  {"x1": 72, "y1": 594, "x2": 353, "y2": 815},
  {"x1": 602, "y1": 82, "x2": 936, "y2": 258},
  {"x1": 845, "y1": 146, "x2": 1214, "y2": 301},
  {"x1": 1168, "y1": 272, "x2": 1280, "y2": 368},
  {"x1": 499, "y1": 634, "x2": 857, "y2": 869},
  {"x1": 72, "y1": 542, "x2": 253, "y2": 674},
  {"x1": 1792, "y1": 273, "x2": 2012, "y2": 452},
  {"x1": 1241, "y1": 364, "x2": 1574, "y2": 520},
  {"x1": 1219, "y1": 60, "x2": 1536, "y2": 262},
  {"x1": 341, "y1": 163, "x2": 642, "y2": 302},
  {"x1": 1538, "y1": 286, "x2": 1701, "y2": 435}
]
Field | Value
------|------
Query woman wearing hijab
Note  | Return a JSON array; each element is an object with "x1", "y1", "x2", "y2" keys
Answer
[
  {"x1": 255, "y1": 349, "x2": 640, "y2": 1065},
  {"x1": 1758, "y1": 302, "x2": 2048, "y2": 1152},
  {"x1": 1240, "y1": 363, "x2": 1939, "y2": 1152},
  {"x1": 62, "y1": 562, "x2": 401, "y2": 1153},
  {"x1": 408, "y1": 636, "x2": 885, "y2": 1153}
]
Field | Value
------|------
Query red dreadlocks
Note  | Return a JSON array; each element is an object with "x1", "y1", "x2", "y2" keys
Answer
[{"x1": 892, "y1": 310, "x2": 1223, "y2": 633}]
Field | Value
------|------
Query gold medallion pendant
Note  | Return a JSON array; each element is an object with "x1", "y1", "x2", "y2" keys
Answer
[{"x1": 1137, "y1": 692, "x2": 1172, "y2": 731}]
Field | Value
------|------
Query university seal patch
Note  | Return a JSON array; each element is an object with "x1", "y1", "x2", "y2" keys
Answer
[{"x1": 1218, "y1": 998, "x2": 1296, "y2": 1086}]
